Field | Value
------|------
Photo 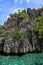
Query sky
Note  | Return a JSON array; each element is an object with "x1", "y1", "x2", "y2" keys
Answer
[{"x1": 0, "y1": 0, "x2": 43, "y2": 25}]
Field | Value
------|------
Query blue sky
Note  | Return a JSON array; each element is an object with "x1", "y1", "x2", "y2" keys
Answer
[{"x1": 0, "y1": 0, "x2": 43, "y2": 25}]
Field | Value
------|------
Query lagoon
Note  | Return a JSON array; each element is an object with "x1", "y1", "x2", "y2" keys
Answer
[{"x1": 0, "y1": 53, "x2": 43, "y2": 65}]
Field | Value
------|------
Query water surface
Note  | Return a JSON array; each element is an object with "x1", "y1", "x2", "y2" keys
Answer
[{"x1": 0, "y1": 53, "x2": 43, "y2": 65}]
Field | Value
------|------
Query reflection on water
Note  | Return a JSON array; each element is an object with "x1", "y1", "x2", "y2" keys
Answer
[{"x1": 0, "y1": 53, "x2": 43, "y2": 65}]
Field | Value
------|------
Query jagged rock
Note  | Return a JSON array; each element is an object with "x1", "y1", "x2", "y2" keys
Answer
[
  {"x1": 40, "y1": 11, "x2": 43, "y2": 16},
  {"x1": 0, "y1": 7, "x2": 43, "y2": 54},
  {"x1": 19, "y1": 18, "x2": 30, "y2": 32},
  {"x1": 18, "y1": 39, "x2": 32, "y2": 53},
  {"x1": 3, "y1": 37, "x2": 14, "y2": 54},
  {"x1": 3, "y1": 37, "x2": 33, "y2": 54},
  {"x1": 18, "y1": 39, "x2": 26, "y2": 53},
  {"x1": 23, "y1": 39, "x2": 33, "y2": 52},
  {"x1": 27, "y1": 8, "x2": 43, "y2": 18},
  {"x1": 3, "y1": 13, "x2": 18, "y2": 30},
  {"x1": 13, "y1": 41, "x2": 19, "y2": 53},
  {"x1": 0, "y1": 37, "x2": 5, "y2": 52},
  {"x1": 0, "y1": 37, "x2": 3, "y2": 52}
]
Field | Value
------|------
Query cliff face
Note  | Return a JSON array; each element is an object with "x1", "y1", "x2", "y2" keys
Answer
[
  {"x1": 27, "y1": 8, "x2": 43, "y2": 18},
  {"x1": 0, "y1": 7, "x2": 43, "y2": 54}
]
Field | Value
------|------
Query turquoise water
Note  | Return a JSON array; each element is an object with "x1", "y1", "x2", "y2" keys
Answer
[{"x1": 0, "y1": 53, "x2": 43, "y2": 65}]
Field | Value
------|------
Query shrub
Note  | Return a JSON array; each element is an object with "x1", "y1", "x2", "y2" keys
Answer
[
  {"x1": 0, "y1": 25, "x2": 3, "y2": 29},
  {"x1": 1, "y1": 31, "x2": 9, "y2": 37},
  {"x1": 18, "y1": 11, "x2": 28, "y2": 19},
  {"x1": 34, "y1": 16, "x2": 43, "y2": 43},
  {"x1": 39, "y1": 29, "x2": 43, "y2": 42},
  {"x1": 12, "y1": 31, "x2": 30, "y2": 42}
]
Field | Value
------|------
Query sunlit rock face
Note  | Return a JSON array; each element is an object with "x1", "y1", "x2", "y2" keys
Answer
[
  {"x1": 19, "y1": 18, "x2": 30, "y2": 32},
  {"x1": 3, "y1": 37, "x2": 33, "y2": 54}
]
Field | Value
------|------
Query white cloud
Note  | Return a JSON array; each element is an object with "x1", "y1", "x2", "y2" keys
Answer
[
  {"x1": 26, "y1": 0, "x2": 30, "y2": 3},
  {"x1": 14, "y1": 0, "x2": 30, "y2": 4},
  {"x1": 12, "y1": 7, "x2": 24, "y2": 13}
]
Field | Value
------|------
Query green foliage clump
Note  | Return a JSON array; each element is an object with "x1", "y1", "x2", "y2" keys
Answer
[
  {"x1": 0, "y1": 25, "x2": 9, "y2": 37},
  {"x1": 1, "y1": 31, "x2": 9, "y2": 37},
  {"x1": 39, "y1": 29, "x2": 43, "y2": 39},
  {"x1": 18, "y1": 11, "x2": 28, "y2": 19},
  {"x1": 0, "y1": 25, "x2": 3, "y2": 30},
  {"x1": 0, "y1": 30, "x2": 9, "y2": 37},
  {"x1": 34, "y1": 16, "x2": 43, "y2": 43},
  {"x1": 12, "y1": 31, "x2": 29, "y2": 42}
]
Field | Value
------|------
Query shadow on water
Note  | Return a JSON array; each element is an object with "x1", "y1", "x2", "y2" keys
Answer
[
  {"x1": 0, "y1": 51, "x2": 42, "y2": 56},
  {"x1": 35, "y1": 63, "x2": 43, "y2": 65}
]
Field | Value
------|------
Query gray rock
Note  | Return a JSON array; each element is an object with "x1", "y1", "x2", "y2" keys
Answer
[
  {"x1": 27, "y1": 8, "x2": 39, "y2": 18},
  {"x1": 40, "y1": 11, "x2": 43, "y2": 16},
  {"x1": 3, "y1": 37, "x2": 14, "y2": 54},
  {"x1": 19, "y1": 18, "x2": 30, "y2": 32},
  {"x1": 13, "y1": 41, "x2": 19, "y2": 53}
]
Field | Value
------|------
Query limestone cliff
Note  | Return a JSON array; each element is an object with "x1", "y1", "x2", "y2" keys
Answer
[{"x1": 0, "y1": 7, "x2": 43, "y2": 54}]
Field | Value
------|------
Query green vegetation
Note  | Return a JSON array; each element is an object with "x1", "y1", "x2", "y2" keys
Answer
[
  {"x1": 18, "y1": 11, "x2": 28, "y2": 19},
  {"x1": 0, "y1": 29, "x2": 9, "y2": 37},
  {"x1": 0, "y1": 25, "x2": 3, "y2": 30},
  {"x1": 1, "y1": 31, "x2": 9, "y2": 37},
  {"x1": 34, "y1": 16, "x2": 43, "y2": 43},
  {"x1": 0, "y1": 25, "x2": 9, "y2": 37},
  {"x1": 12, "y1": 31, "x2": 30, "y2": 42}
]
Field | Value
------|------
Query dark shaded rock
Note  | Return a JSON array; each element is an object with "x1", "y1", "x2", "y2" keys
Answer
[
  {"x1": 13, "y1": 41, "x2": 19, "y2": 53},
  {"x1": 18, "y1": 40, "x2": 24, "y2": 53},
  {"x1": 27, "y1": 8, "x2": 33, "y2": 18},
  {"x1": 27, "y1": 8, "x2": 43, "y2": 18},
  {"x1": 3, "y1": 13, "x2": 18, "y2": 30},
  {"x1": 0, "y1": 37, "x2": 5, "y2": 53},
  {"x1": 0, "y1": 37, "x2": 3, "y2": 52},
  {"x1": 42, "y1": 43, "x2": 43, "y2": 52},
  {"x1": 18, "y1": 39, "x2": 33, "y2": 53}
]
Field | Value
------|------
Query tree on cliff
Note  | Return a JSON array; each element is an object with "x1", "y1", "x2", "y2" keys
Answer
[
  {"x1": 18, "y1": 11, "x2": 28, "y2": 19},
  {"x1": 34, "y1": 16, "x2": 43, "y2": 43}
]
